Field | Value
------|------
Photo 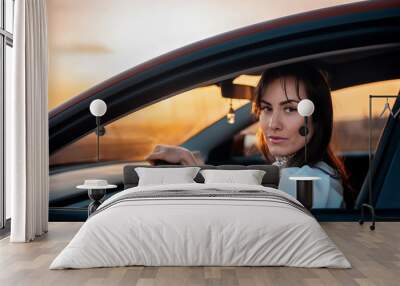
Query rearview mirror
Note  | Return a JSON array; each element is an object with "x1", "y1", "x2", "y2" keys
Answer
[{"x1": 220, "y1": 80, "x2": 254, "y2": 100}]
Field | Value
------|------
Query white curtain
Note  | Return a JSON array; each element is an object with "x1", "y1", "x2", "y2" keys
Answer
[{"x1": 7, "y1": 0, "x2": 49, "y2": 242}]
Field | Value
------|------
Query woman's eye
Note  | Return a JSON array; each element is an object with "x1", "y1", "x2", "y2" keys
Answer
[
  {"x1": 261, "y1": 106, "x2": 272, "y2": 112},
  {"x1": 284, "y1": 107, "x2": 297, "y2": 113}
]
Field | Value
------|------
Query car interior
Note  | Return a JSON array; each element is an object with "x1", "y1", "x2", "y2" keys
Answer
[{"x1": 49, "y1": 32, "x2": 400, "y2": 222}]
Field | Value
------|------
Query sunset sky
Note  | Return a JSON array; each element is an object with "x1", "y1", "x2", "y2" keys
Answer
[{"x1": 47, "y1": 0, "x2": 364, "y2": 111}]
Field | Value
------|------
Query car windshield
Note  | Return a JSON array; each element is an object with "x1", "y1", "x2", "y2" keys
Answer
[{"x1": 50, "y1": 85, "x2": 249, "y2": 166}]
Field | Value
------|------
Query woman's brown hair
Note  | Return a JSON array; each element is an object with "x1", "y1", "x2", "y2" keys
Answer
[{"x1": 252, "y1": 63, "x2": 355, "y2": 208}]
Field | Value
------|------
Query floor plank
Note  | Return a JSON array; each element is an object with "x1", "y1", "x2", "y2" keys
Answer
[{"x1": 0, "y1": 222, "x2": 399, "y2": 286}]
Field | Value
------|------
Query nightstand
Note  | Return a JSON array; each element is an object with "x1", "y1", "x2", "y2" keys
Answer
[
  {"x1": 77, "y1": 180, "x2": 117, "y2": 216},
  {"x1": 289, "y1": 176, "x2": 320, "y2": 210}
]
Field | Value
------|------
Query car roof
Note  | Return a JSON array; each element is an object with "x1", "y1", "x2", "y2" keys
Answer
[{"x1": 49, "y1": 0, "x2": 400, "y2": 154}]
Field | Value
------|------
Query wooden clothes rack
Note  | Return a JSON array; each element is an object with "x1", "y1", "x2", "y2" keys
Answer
[{"x1": 359, "y1": 94, "x2": 399, "y2": 231}]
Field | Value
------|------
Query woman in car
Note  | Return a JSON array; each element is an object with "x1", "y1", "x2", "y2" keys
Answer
[{"x1": 145, "y1": 64, "x2": 354, "y2": 209}]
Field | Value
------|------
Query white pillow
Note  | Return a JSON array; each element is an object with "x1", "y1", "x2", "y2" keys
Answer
[
  {"x1": 135, "y1": 167, "x2": 201, "y2": 186},
  {"x1": 200, "y1": 169, "x2": 266, "y2": 185}
]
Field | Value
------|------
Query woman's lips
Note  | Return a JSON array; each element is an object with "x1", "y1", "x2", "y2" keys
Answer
[{"x1": 268, "y1": 136, "x2": 288, "y2": 144}]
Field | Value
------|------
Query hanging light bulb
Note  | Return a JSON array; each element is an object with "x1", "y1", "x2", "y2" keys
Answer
[
  {"x1": 227, "y1": 98, "x2": 235, "y2": 124},
  {"x1": 227, "y1": 108, "x2": 235, "y2": 124}
]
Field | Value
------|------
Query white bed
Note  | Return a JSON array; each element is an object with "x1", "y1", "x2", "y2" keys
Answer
[{"x1": 50, "y1": 183, "x2": 351, "y2": 269}]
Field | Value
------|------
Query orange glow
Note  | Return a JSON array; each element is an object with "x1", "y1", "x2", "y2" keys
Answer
[
  {"x1": 332, "y1": 79, "x2": 400, "y2": 121},
  {"x1": 47, "y1": 0, "x2": 360, "y2": 111},
  {"x1": 50, "y1": 86, "x2": 249, "y2": 165}
]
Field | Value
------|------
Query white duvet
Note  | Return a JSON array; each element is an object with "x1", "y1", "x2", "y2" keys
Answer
[{"x1": 50, "y1": 183, "x2": 351, "y2": 269}]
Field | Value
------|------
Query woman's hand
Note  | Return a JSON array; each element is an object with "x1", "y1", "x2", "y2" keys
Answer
[{"x1": 145, "y1": 144, "x2": 203, "y2": 165}]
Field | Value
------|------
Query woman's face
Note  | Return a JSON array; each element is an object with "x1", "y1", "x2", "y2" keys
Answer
[{"x1": 259, "y1": 76, "x2": 314, "y2": 158}]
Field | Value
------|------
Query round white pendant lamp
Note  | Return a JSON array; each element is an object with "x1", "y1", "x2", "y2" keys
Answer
[
  {"x1": 89, "y1": 99, "x2": 107, "y2": 162},
  {"x1": 297, "y1": 99, "x2": 315, "y2": 164}
]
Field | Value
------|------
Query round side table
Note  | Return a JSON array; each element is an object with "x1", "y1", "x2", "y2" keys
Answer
[
  {"x1": 289, "y1": 176, "x2": 320, "y2": 210},
  {"x1": 77, "y1": 183, "x2": 117, "y2": 216}
]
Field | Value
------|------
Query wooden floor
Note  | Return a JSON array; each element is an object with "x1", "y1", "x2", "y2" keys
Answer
[{"x1": 0, "y1": 222, "x2": 399, "y2": 286}]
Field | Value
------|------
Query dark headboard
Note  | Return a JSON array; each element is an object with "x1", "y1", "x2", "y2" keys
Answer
[{"x1": 123, "y1": 164, "x2": 280, "y2": 189}]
